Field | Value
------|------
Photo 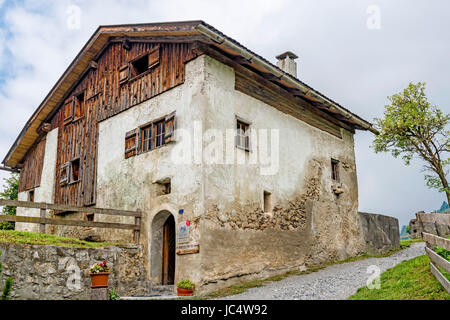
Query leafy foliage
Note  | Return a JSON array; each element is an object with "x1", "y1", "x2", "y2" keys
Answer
[
  {"x1": 372, "y1": 82, "x2": 449, "y2": 203},
  {"x1": 0, "y1": 173, "x2": 19, "y2": 230},
  {"x1": 434, "y1": 246, "x2": 450, "y2": 261},
  {"x1": 109, "y1": 288, "x2": 120, "y2": 300},
  {"x1": 177, "y1": 279, "x2": 195, "y2": 289}
]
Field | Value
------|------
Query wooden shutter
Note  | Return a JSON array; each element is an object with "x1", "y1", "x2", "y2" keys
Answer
[
  {"x1": 125, "y1": 129, "x2": 138, "y2": 158},
  {"x1": 63, "y1": 97, "x2": 74, "y2": 125},
  {"x1": 119, "y1": 65, "x2": 129, "y2": 84},
  {"x1": 164, "y1": 112, "x2": 176, "y2": 143},
  {"x1": 60, "y1": 162, "x2": 70, "y2": 185},
  {"x1": 148, "y1": 46, "x2": 160, "y2": 69}
]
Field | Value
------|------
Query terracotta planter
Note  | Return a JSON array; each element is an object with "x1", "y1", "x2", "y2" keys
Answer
[
  {"x1": 177, "y1": 287, "x2": 194, "y2": 296},
  {"x1": 89, "y1": 272, "x2": 109, "y2": 288}
]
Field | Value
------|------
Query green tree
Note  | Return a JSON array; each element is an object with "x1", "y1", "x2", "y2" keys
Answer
[
  {"x1": 372, "y1": 82, "x2": 450, "y2": 204},
  {"x1": 0, "y1": 173, "x2": 19, "y2": 230}
]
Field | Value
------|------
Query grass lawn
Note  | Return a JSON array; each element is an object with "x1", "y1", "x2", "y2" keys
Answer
[
  {"x1": 0, "y1": 230, "x2": 123, "y2": 248},
  {"x1": 348, "y1": 255, "x2": 450, "y2": 300}
]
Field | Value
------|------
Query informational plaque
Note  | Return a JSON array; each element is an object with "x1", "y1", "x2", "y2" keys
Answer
[
  {"x1": 176, "y1": 244, "x2": 200, "y2": 255},
  {"x1": 177, "y1": 221, "x2": 190, "y2": 244}
]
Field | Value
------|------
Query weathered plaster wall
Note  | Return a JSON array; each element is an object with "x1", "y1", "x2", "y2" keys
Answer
[
  {"x1": 51, "y1": 55, "x2": 212, "y2": 285},
  {"x1": 0, "y1": 242, "x2": 147, "y2": 300},
  {"x1": 45, "y1": 54, "x2": 366, "y2": 293},
  {"x1": 194, "y1": 56, "x2": 365, "y2": 292},
  {"x1": 358, "y1": 212, "x2": 400, "y2": 254},
  {"x1": 16, "y1": 128, "x2": 58, "y2": 232}
]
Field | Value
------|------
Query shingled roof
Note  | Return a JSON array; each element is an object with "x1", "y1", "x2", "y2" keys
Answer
[{"x1": 2, "y1": 20, "x2": 377, "y2": 168}]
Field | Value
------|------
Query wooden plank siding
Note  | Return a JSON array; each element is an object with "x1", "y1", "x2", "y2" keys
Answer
[
  {"x1": 18, "y1": 137, "x2": 46, "y2": 192},
  {"x1": 47, "y1": 41, "x2": 197, "y2": 208}
]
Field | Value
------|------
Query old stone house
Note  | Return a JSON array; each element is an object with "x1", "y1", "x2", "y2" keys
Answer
[{"x1": 2, "y1": 21, "x2": 378, "y2": 293}]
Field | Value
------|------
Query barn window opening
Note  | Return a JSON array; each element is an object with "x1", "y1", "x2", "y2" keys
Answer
[
  {"x1": 85, "y1": 213, "x2": 94, "y2": 222},
  {"x1": 73, "y1": 92, "x2": 85, "y2": 120},
  {"x1": 131, "y1": 54, "x2": 149, "y2": 78},
  {"x1": 331, "y1": 159, "x2": 340, "y2": 182},
  {"x1": 236, "y1": 120, "x2": 250, "y2": 151},
  {"x1": 263, "y1": 191, "x2": 273, "y2": 214},
  {"x1": 70, "y1": 159, "x2": 80, "y2": 183},
  {"x1": 28, "y1": 190, "x2": 35, "y2": 202}
]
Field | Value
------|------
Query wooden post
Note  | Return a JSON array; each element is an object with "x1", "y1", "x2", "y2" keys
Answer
[
  {"x1": 134, "y1": 209, "x2": 141, "y2": 243},
  {"x1": 40, "y1": 208, "x2": 46, "y2": 234}
]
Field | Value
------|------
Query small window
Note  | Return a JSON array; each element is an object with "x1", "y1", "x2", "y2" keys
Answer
[
  {"x1": 163, "y1": 182, "x2": 171, "y2": 195},
  {"x1": 140, "y1": 124, "x2": 153, "y2": 153},
  {"x1": 331, "y1": 159, "x2": 340, "y2": 182},
  {"x1": 70, "y1": 158, "x2": 80, "y2": 183},
  {"x1": 263, "y1": 191, "x2": 273, "y2": 214},
  {"x1": 73, "y1": 92, "x2": 85, "y2": 120},
  {"x1": 131, "y1": 54, "x2": 149, "y2": 78},
  {"x1": 125, "y1": 129, "x2": 138, "y2": 158},
  {"x1": 154, "y1": 120, "x2": 166, "y2": 148},
  {"x1": 155, "y1": 178, "x2": 171, "y2": 196},
  {"x1": 60, "y1": 162, "x2": 70, "y2": 185},
  {"x1": 236, "y1": 120, "x2": 250, "y2": 151},
  {"x1": 28, "y1": 190, "x2": 35, "y2": 202},
  {"x1": 85, "y1": 213, "x2": 94, "y2": 222},
  {"x1": 140, "y1": 120, "x2": 166, "y2": 153},
  {"x1": 63, "y1": 97, "x2": 74, "y2": 125}
]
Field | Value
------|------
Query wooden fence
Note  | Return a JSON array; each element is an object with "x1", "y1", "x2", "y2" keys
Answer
[
  {"x1": 422, "y1": 232, "x2": 450, "y2": 293},
  {"x1": 0, "y1": 199, "x2": 142, "y2": 243}
]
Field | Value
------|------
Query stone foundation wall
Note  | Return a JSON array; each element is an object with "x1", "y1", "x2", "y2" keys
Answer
[
  {"x1": 409, "y1": 211, "x2": 450, "y2": 239},
  {"x1": 0, "y1": 242, "x2": 148, "y2": 300},
  {"x1": 358, "y1": 212, "x2": 400, "y2": 254}
]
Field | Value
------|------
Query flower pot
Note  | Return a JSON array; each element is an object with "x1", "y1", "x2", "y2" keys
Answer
[
  {"x1": 89, "y1": 272, "x2": 109, "y2": 288},
  {"x1": 177, "y1": 287, "x2": 194, "y2": 296}
]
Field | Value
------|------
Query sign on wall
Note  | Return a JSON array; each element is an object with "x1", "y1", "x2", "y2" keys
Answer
[{"x1": 177, "y1": 221, "x2": 190, "y2": 244}]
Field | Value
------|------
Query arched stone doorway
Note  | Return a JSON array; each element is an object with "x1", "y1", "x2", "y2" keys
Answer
[{"x1": 150, "y1": 211, "x2": 176, "y2": 285}]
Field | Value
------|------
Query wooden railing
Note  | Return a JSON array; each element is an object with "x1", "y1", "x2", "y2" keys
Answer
[
  {"x1": 422, "y1": 232, "x2": 450, "y2": 293},
  {"x1": 0, "y1": 199, "x2": 142, "y2": 243}
]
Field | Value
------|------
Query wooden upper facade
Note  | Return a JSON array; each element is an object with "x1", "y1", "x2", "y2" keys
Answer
[{"x1": 5, "y1": 21, "x2": 376, "y2": 207}]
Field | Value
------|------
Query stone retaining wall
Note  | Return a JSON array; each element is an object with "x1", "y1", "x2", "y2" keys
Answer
[
  {"x1": 358, "y1": 212, "x2": 400, "y2": 254},
  {"x1": 409, "y1": 211, "x2": 450, "y2": 239},
  {"x1": 0, "y1": 242, "x2": 148, "y2": 300}
]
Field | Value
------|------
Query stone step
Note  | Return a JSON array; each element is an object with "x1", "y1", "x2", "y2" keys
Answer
[
  {"x1": 151, "y1": 285, "x2": 175, "y2": 295},
  {"x1": 120, "y1": 294, "x2": 179, "y2": 300}
]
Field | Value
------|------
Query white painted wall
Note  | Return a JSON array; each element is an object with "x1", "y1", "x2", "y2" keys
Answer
[{"x1": 15, "y1": 128, "x2": 58, "y2": 232}]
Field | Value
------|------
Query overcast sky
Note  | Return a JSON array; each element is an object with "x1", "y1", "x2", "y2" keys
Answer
[{"x1": 0, "y1": 0, "x2": 449, "y2": 229}]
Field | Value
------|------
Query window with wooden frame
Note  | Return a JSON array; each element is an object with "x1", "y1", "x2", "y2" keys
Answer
[
  {"x1": 125, "y1": 112, "x2": 176, "y2": 158},
  {"x1": 236, "y1": 119, "x2": 250, "y2": 151},
  {"x1": 129, "y1": 46, "x2": 160, "y2": 80},
  {"x1": 60, "y1": 162, "x2": 70, "y2": 185},
  {"x1": 140, "y1": 120, "x2": 165, "y2": 153},
  {"x1": 70, "y1": 158, "x2": 80, "y2": 183},
  {"x1": 63, "y1": 97, "x2": 74, "y2": 126},
  {"x1": 331, "y1": 159, "x2": 340, "y2": 182},
  {"x1": 125, "y1": 129, "x2": 138, "y2": 158},
  {"x1": 73, "y1": 91, "x2": 85, "y2": 121}
]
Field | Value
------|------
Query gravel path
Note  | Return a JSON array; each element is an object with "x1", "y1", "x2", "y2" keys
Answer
[{"x1": 219, "y1": 242, "x2": 425, "y2": 300}]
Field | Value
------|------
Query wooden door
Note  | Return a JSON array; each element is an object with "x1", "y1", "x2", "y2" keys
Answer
[{"x1": 161, "y1": 215, "x2": 175, "y2": 285}]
